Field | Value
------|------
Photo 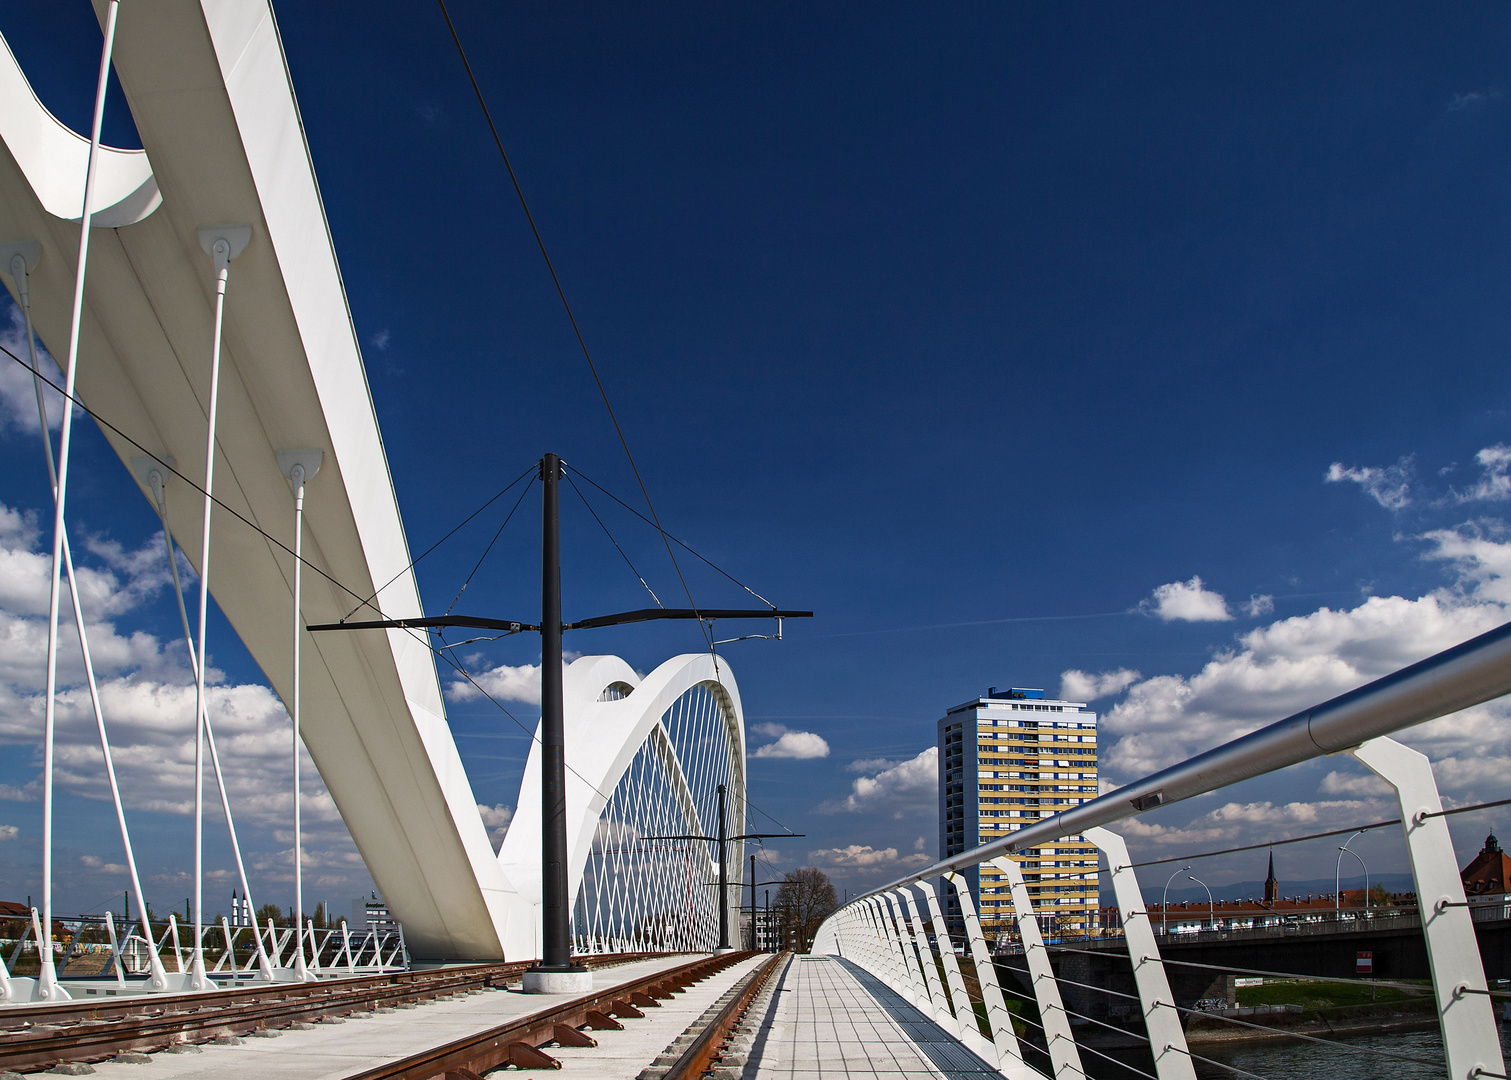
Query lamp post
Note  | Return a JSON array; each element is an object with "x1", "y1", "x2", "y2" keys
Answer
[
  {"x1": 1337, "y1": 831, "x2": 1370, "y2": 917},
  {"x1": 1161, "y1": 864, "x2": 1191, "y2": 934},
  {"x1": 1188, "y1": 872, "x2": 1214, "y2": 931}
]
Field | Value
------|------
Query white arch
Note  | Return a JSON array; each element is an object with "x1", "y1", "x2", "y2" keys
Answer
[
  {"x1": 0, "y1": 32, "x2": 161, "y2": 226},
  {"x1": 497, "y1": 653, "x2": 747, "y2": 958}
]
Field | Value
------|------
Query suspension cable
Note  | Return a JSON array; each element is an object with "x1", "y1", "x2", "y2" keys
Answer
[{"x1": 433, "y1": 0, "x2": 709, "y2": 651}]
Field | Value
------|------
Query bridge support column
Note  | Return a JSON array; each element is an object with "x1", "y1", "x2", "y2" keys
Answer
[
  {"x1": 989, "y1": 858, "x2": 1085, "y2": 1080},
  {"x1": 1352, "y1": 736, "x2": 1505, "y2": 1080},
  {"x1": 943, "y1": 869, "x2": 1027, "y2": 1074},
  {"x1": 899, "y1": 887, "x2": 956, "y2": 1033},
  {"x1": 1083, "y1": 828, "x2": 1194, "y2": 1080},
  {"x1": 917, "y1": 881, "x2": 975, "y2": 1038}
]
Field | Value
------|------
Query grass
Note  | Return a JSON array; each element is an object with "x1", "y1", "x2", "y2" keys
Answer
[{"x1": 1235, "y1": 978, "x2": 1428, "y2": 1010}]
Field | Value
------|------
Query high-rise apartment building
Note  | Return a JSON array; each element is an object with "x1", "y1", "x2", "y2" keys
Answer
[{"x1": 937, "y1": 687, "x2": 1100, "y2": 943}]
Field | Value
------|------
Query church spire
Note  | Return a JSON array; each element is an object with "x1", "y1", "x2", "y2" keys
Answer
[{"x1": 1264, "y1": 849, "x2": 1279, "y2": 904}]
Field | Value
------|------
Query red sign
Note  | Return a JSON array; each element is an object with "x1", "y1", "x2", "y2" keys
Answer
[{"x1": 1356, "y1": 951, "x2": 1373, "y2": 975}]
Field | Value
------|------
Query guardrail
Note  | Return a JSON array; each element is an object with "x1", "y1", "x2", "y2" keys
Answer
[{"x1": 812, "y1": 617, "x2": 1511, "y2": 1080}]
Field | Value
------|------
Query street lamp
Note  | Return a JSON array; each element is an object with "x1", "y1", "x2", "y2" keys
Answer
[
  {"x1": 1337, "y1": 832, "x2": 1369, "y2": 917},
  {"x1": 1161, "y1": 864, "x2": 1191, "y2": 934},
  {"x1": 1188, "y1": 872, "x2": 1214, "y2": 931}
]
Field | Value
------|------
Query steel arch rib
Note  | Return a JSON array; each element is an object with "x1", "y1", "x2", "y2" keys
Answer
[{"x1": 497, "y1": 653, "x2": 746, "y2": 958}]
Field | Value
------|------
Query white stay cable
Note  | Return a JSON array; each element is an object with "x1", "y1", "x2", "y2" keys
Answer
[
  {"x1": 146, "y1": 472, "x2": 274, "y2": 981},
  {"x1": 291, "y1": 461, "x2": 309, "y2": 981},
  {"x1": 189, "y1": 228, "x2": 243, "y2": 991},
  {"x1": 10, "y1": 255, "x2": 168, "y2": 991},
  {"x1": 37, "y1": 0, "x2": 119, "y2": 1003}
]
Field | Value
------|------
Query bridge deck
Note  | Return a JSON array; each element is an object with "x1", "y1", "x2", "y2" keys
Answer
[{"x1": 745, "y1": 955, "x2": 1001, "y2": 1080}]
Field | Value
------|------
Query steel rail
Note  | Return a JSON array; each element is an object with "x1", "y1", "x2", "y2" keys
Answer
[
  {"x1": 0, "y1": 953, "x2": 653, "y2": 1071},
  {"x1": 844, "y1": 615, "x2": 1511, "y2": 908},
  {"x1": 663, "y1": 952, "x2": 785, "y2": 1080},
  {"x1": 339, "y1": 951, "x2": 759, "y2": 1080}
]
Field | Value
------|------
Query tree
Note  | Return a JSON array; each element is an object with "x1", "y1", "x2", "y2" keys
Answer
[
  {"x1": 255, "y1": 902, "x2": 285, "y2": 927},
  {"x1": 774, "y1": 868, "x2": 837, "y2": 953}
]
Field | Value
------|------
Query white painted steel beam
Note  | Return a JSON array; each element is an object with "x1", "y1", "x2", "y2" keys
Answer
[
  {"x1": 1083, "y1": 828, "x2": 1194, "y2": 1080},
  {"x1": 1352, "y1": 737, "x2": 1506, "y2": 1080}
]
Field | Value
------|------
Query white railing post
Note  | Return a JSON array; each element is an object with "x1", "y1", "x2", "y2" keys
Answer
[
  {"x1": 1351, "y1": 736, "x2": 1506, "y2": 1080},
  {"x1": 943, "y1": 869, "x2": 1025, "y2": 1072},
  {"x1": 900, "y1": 887, "x2": 956, "y2": 1032},
  {"x1": 1083, "y1": 828, "x2": 1194, "y2": 1080},
  {"x1": 918, "y1": 881, "x2": 976, "y2": 1038},
  {"x1": 883, "y1": 893, "x2": 928, "y2": 1004},
  {"x1": 864, "y1": 898, "x2": 906, "y2": 991},
  {"x1": 990, "y1": 857, "x2": 1085, "y2": 1080},
  {"x1": 103, "y1": 912, "x2": 125, "y2": 986}
]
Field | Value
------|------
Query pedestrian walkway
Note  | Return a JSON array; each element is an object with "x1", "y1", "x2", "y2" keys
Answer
[{"x1": 744, "y1": 954, "x2": 1003, "y2": 1080}]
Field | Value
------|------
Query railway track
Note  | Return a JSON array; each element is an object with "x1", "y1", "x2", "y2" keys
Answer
[
  {"x1": 340, "y1": 951, "x2": 780, "y2": 1080},
  {"x1": 0, "y1": 952, "x2": 652, "y2": 1072}
]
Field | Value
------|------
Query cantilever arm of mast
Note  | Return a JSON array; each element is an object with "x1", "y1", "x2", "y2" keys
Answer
[
  {"x1": 565, "y1": 608, "x2": 812, "y2": 630},
  {"x1": 642, "y1": 832, "x2": 804, "y2": 842},
  {"x1": 306, "y1": 615, "x2": 539, "y2": 634}
]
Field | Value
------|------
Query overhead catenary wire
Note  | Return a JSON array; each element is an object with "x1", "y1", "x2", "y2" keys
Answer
[
  {"x1": 433, "y1": 1, "x2": 711, "y2": 653},
  {"x1": 564, "y1": 463, "x2": 776, "y2": 609},
  {"x1": 346, "y1": 462, "x2": 538, "y2": 621},
  {"x1": 443, "y1": 474, "x2": 538, "y2": 614},
  {"x1": 563, "y1": 468, "x2": 663, "y2": 608}
]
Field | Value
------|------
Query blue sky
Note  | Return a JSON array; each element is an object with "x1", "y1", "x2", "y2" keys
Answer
[{"x1": 2, "y1": 2, "x2": 1511, "y2": 915}]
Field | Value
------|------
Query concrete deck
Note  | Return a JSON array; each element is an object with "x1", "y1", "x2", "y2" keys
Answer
[
  {"x1": 744, "y1": 955, "x2": 1001, "y2": 1080},
  {"x1": 50, "y1": 953, "x2": 766, "y2": 1080}
]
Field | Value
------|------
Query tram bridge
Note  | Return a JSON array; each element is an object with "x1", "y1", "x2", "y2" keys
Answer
[{"x1": 3, "y1": 5, "x2": 1511, "y2": 1080}]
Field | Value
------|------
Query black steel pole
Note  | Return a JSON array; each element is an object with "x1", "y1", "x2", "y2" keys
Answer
[
  {"x1": 749, "y1": 853, "x2": 757, "y2": 950},
  {"x1": 717, "y1": 783, "x2": 729, "y2": 950},
  {"x1": 537, "y1": 453, "x2": 578, "y2": 973}
]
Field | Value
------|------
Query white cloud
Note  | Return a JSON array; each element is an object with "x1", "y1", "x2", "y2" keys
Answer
[
  {"x1": 1140, "y1": 576, "x2": 1232, "y2": 622},
  {"x1": 0, "y1": 503, "x2": 369, "y2": 895},
  {"x1": 1101, "y1": 522, "x2": 1511, "y2": 784},
  {"x1": 447, "y1": 662, "x2": 543, "y2": 704},
  {"x1": 1059, "y1": 668, "x2": 1140, "y2": 702},
  {"x1": 752, "y1": 731, "x2": 830, "y2": 760},
  {"x1": 825, "y1": 747, "x2": 936, "y2": 817},
  {"x1": 477, "y1": 803, "x2": 513, "y2": 850},
  {"x1": 80, "y1": 854, "x2": 127, "y2": 874},
  {"x1": 371, "y1": 329, "x2": 391, "y2": 351},
  {"x1": 807, "y1": 844, "x2": 932, "y2": 872},
  {"x1": 0, "y1": 306, "x2": 68, "y2": 435},
  {"x1": 1454, "y1": 445, "x2": 1511, "y2": 503},
  {"x1": 1325, "y1": 457, "x2": 1413, "y2": 510},
  {"x1": 1319, "y1": 771, "x2": 1391, "y2": 797},
  {"x1": 1243, "y1": 594, "x2": 1275, "y2": 618},
  {"x1": 0, "y1": 824, "x2": 16, "y2": 841},
  {"x1": 913, "y1": 836, "x2": 927, "y2": 852}
]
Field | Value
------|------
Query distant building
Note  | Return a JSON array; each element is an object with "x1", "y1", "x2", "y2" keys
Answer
[
  {"x1": 350, "y1": 892, "x2": 399, "y2": 932},
  {"x1": 1463, "y1": 834, "x2": 1511, "y2": 895},
  {"x1": 938, "y1": 686, "x2": 1100, "y2": 941},
  {"x1": 1263, "y1": 852, "x2": 1279, "y2": 904}
]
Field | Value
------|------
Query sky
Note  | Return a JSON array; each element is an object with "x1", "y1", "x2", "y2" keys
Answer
[{"x1": 1, "y1": 1, "x2": 1511, "y2": 918}]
